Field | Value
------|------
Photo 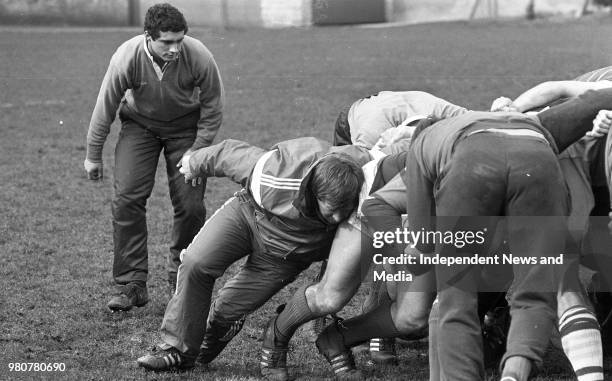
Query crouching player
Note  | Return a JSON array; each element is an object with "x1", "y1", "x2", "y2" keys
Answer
[
  {"x1": 403, "y1": 89, "x2": 612, "y2": 381},
  {"x1": 262, "y1": 89, "x2": 612, "y2": 380},
  {"x1": 333, "y1": 90, "x2": 468, "y2": 149},
  {"x1": 489, "y1": 70, "x2": 612, "y2": 381},
  {"x1": 329, "y1": 90, "x2": 470, "y2": 361},
  {"x1": 136, "y1": 137, "x2": 369, "y2": 371},
  {"x1": 259, "y1": 129, "x2": 438, "y2": 380}
]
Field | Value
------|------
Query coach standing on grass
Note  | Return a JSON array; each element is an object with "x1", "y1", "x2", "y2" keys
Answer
[{"x1": 83, "y1": 3, "x2": 224, "y2": 312}]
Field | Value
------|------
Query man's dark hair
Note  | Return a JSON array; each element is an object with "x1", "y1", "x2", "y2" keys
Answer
[
  {"x1": 310, "y1": 154, "x2": 364, "y2": 212},
  {"x1": 144, "y1": 3, "x2": 188, "y2": 40}
]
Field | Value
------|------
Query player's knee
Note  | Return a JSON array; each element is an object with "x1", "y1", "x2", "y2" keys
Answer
[
  {"x1": 557, "y1": 291, "x2": 589, "y2": 318},
  {"x1": 393, "y1": 311, "x2": 429, "y2": 335},
  {"x1": 176, "y1": 190, "x2": 206, "y2": 214},
  {"x1": 180, "y1": 251, "x2": 218, "y2": 282},
  {"x1": 309, "y1": 285, "x2": 348, "y2": 315},
  {"x1": 395, "y1": 317, "x2": 428, "y2": 335},
  {"x1": 112, "y1": 193, "x2": 146, "y2": 219}
]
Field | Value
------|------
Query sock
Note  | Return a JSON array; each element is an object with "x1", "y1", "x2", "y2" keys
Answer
[
  {"x1": 337, "y1": 297, "x2": 400, "y2": 348},
  {"x1": 559, "y1": 306, "x2": 604, "y2": 381},
  {"x1": 274, "y1": 284, "x2": 317, "y2": 343}
]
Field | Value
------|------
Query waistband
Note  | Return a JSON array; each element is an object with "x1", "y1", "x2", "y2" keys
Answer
[{"x1": 468, "y1": 128, "x2": 548, "y2": 144}]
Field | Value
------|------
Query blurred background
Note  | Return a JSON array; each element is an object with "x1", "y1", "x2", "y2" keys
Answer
[{"x1": 0, "y1": 0, "x2": 610, "y2": 28}]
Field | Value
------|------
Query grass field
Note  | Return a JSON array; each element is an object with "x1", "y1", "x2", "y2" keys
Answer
[{"x1": 2, "y1": 15, "x2": 612, "y2": 380}]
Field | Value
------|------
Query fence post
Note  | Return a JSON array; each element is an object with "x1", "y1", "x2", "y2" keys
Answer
[{"x1": 469, "y1": 0, "x2": 481, "y2": 20}]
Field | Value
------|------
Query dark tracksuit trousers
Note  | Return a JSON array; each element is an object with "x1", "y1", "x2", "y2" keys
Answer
[
  {"x1": 407, "y1": 132, "x2": 568, "y2": 381},
  {"x1": 160, "y1": 191, "x2": 319, "y2": 359},
  {"x1": 112, "y1": 104, "x2": 206, "y2": 285}
]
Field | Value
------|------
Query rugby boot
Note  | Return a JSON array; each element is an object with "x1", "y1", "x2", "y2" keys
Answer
[
  {"x1": 137, "y1": 346, "x2": 194, "y2": 371},
  {"x1": 482, "y1": 306, "x2": 510, "y2": 369},
  {"x1": 316, "y1": 319, "x2": 364, "y2": 381},
  {"x1": 260, "y1": 315, "x2": 290, "y2": 381},
  {"x1": 107, "y1": 283, "x2": 148, "y2": 311},
  {"x1": 369, "y1": 337, "x2": 398, "y2": 366},
  {"x1": 197, "y1": 318, "x2": 245, "y2": 365},
  {"x1": 167, "y1": 271, "x2": 177, "y2": 295}
]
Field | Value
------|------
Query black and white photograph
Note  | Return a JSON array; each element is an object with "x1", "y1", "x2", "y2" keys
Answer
[{"x1": 2, "y1": 0, "x2": 612, "y2": 380}]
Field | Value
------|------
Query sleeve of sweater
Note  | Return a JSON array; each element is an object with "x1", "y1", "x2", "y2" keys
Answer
[
  {"x1": 188, "y1": 139, "x2": 265, "y2": 186},
  {"x1": 86, "y1": 46, "x2": 132, "y2": 162},
  {"x1": 190, "y1": 49, "x2": 225, "y2": 152},
  {"x1": 429, "y1": 93, "x2": 468, "y2": 120}
]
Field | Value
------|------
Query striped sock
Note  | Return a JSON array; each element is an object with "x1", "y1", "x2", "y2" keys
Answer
[{"x1": 559, "y1": 306, "x2": 604, "y2": 381}]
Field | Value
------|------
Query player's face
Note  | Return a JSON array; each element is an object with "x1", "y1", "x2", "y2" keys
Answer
[
  {"x1": 316, "y1": 198, "x2": 352, "y2": 225},
  {"x1": 148, "y1": 31, "x2": 185, "y2": 62}
]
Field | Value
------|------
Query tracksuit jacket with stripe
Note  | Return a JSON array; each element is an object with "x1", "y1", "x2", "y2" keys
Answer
[{"x1": 187, "y1": 137, "x2": 372, "y2": 258}]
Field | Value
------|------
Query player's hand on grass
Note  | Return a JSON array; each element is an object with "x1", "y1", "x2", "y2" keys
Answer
[
  {"x1": 587, "y1": 109, "x2": 612, "y2": 138},
  {"x1": 490, "y1": 97, "x2": 518, "y2": 112},
  {"x1": 177, "y1": 153, "x2": 202, "y2": 187},
  {"x1": 84, "y1": 158, "x2": 103, "y2": 180}
]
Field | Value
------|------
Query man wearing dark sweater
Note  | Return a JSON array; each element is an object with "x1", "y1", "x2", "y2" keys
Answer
[{"x1": 83, "y1": 3, "x2": 224, "y2": 311}]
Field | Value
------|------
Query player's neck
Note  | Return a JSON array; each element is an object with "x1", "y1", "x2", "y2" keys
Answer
[{"x1": 147, "y1": 40, "x2": 166, "y2": 70}]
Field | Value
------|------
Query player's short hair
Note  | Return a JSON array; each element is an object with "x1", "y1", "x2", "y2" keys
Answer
[
  {"x1": 144, "y1": 3, "x2": 188, "y2": 40},
  {"x1": 310, "y1": 154, "x2": 364, "y2": 212}
]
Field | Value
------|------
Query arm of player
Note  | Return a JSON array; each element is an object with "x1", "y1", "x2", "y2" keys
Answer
[
  {"x1": 497, "y1": 80, "x2": 612, "y2": 113},
  {"x1": 538, "y1": 88, "x2": 612, "y2": 152},
  {"x1": 84, "y1": 49, "x2": 132, "y2": 180},
  {"x1": 428, "y1": 94, "x2": 469, "y2": 120},
  {"x1": 190, "y1": 56, "x2": 224, "y2": 152},
  {"x1": 182, "y1": 139, "x2": 266, "y2": 186}
]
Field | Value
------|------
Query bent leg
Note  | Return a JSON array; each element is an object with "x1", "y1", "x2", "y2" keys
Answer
[
  {"x1": 161, "y1": 197, "x2": 252, "y2": 359},
  {"x1": 199, "y1": 250, "x2": 309, "y2": 363},
  {"x1": 502, "y1": 144, "x2": 567, "y2": 379},
  {"x1": 390, "y1": 269, "x2": 436, "y2": 335},
  {"x1": 319, "y1": 268, "x2": 435, "y2": 350},
  {"x1": 274, "y1": 221, "x2": 371, "y2": 343},
  {"x1": 557, "y1": 258, "x2": 604, "y2": 381}
]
